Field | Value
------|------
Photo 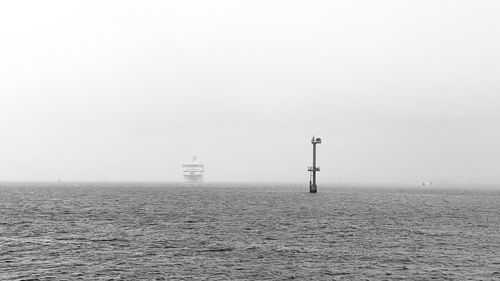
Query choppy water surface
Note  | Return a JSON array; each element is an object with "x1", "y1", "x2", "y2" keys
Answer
[{"x1": 0, "y1": 183, "x2": 499, "y2": 280}]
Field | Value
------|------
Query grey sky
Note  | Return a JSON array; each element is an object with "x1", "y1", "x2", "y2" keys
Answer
[{"x1": 1, "y1": 1, "x2": 499, "y2": 184}]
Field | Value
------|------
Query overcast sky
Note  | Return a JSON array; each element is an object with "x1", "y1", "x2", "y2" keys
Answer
[{"x1": 1, "y1": 1, "x2": 499, "y2": 184}]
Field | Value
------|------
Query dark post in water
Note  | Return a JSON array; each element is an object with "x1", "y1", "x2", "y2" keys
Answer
[{"x1": 308, "y1": 136, "x2": 322, "y2": 193}]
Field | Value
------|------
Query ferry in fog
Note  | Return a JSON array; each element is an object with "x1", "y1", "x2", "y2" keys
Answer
[{"x1": 182, "y1": 156, "x2": 204, "y2": 183}]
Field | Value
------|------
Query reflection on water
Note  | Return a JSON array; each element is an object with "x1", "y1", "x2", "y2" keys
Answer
[{"x1": 0, "y1": 183, "x2": 499, "y2": 280}]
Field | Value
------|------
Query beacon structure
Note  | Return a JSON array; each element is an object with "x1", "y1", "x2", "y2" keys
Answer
[{"x1": 308, "y1": 136, "x2": 322, "y2": 193}]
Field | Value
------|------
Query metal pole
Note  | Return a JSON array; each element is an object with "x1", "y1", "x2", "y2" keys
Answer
[
  {"x1": 312, "y1": 142, "x2": 316, "y2": 188},
  {"x1": 308, "y1": 136, "x2": 321, "y2": 193},
  {"x1": 310, "y1": 138, "x2": 317, "y2": 193}
]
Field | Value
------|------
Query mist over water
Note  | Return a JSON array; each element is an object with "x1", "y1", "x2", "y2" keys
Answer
[
  {"x1": 2, "y1": 1, "x2": 500, "y2": 280},
  {"x1": 1, "y1": 182, "x2": 499, "y2": 280},
  {"x1": 2, "y1": 1, "x2": 500, "y2": 184}
]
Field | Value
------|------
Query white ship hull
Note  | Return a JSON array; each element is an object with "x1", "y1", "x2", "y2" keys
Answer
[{"x1": 183, "y1": 174, "x2": 204, "y2": 183}]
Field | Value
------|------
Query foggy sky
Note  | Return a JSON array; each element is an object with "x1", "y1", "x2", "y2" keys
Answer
[{"x1": 1, "y1": 1, "x2": 499, "y2": 184}]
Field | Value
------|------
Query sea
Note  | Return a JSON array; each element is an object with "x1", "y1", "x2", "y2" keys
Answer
[{"x1": 0, "y1": 182, "x2": 499, "y2": 280}]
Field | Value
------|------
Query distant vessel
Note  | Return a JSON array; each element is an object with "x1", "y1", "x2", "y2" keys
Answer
[{"x1": 182, "y1": 156, "x2": 204, "y2": 183}]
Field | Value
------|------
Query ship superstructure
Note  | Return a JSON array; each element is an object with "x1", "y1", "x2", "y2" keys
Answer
[{"x1": 182, "y1": 156, "x2": 204, "y2": 183}]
